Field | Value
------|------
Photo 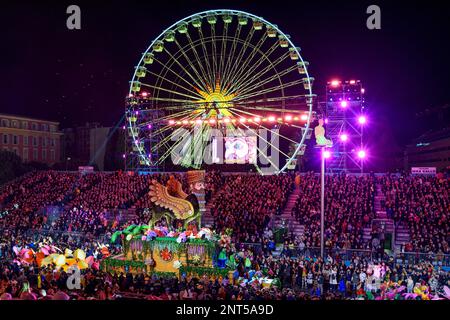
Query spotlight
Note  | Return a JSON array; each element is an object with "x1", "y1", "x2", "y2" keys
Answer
[
  {"x1": 340, "y1": 134, "x2": 348, "y2": 142},
  {"x1": 358, "y1": 116, "x2": 366, "y2": 124},
  {"x1": 195, "y1": 119, "x2": 203, "y2": 125},
  {"x1": 285, "y1": 115, "x2": 292, "y2": 121},
  {"x1": 209, "y1": 119, "x2": 216, "y2": 124},
  {"x1": 141, "y1": 92, "x2": 148, "y2": 97},
  {"x1": 340, "y1": 101, "x2": 348, "y2": 108},
  {"x1": 239, "y1": 118, "x2": 247, "y2": 123},
  {"x1": 349, "y1": 80, "x2": 356, "y2": 84},
  {"x1": 324, "y1": 118, "x2": 329, "y2": 124},
  {"x1": 357, "y1": 150, "x2": 366, "y2": 159},
  {"x1": 268, "y1": 116, "x2": 276, "y2": 122},
  {"x1": 223, "y1": 118, "x2": 230, "y2": 123},
  {"x1": 182, "y1": 120, "x2": 189, "y2": 125},
  {"x1": 169, "y1": 120, "x2": 175, "y2": 125},
  {"x1": 300, "y1": 114, "x2": 308, "y2": 121},
  {"x1": 331, "y1": 80, "x2": 340, "y2": 87},
  {"x1": 254, "y1": 117, "x2": 261, "y2": 122},
  {"x1": 323, "y1": 150, "x2": 331, "y2": 159}
]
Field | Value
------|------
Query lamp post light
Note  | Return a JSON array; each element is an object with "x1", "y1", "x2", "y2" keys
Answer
[{"x1": 65, "y1": 157, "x2": 71, "y2": 172}]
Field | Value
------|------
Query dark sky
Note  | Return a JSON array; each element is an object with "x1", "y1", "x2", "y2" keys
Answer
[{"x1": 1, "y1": 0, "x2": 450, "y2": 147}]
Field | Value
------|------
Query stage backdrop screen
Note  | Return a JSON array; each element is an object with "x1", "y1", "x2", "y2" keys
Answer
[{"x1": 224, "y1": 136, "x2": 257, "y2": 164}]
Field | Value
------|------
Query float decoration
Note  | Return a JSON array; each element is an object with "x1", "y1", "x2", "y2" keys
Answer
[{"x1": 106, "y1": 224, "x2": 230, "y2": 278}]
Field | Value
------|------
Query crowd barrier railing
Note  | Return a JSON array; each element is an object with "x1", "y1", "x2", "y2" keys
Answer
[
  {"x1": 2, "y1": 227, "x2": 449, "y2": 267},
  {"x1": 276, "y1": 245, "x2": 450, "y2": 266}
]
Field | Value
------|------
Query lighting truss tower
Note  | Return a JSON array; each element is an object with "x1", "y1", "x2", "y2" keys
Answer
[
  {"x1": 324, "y1": 80, "x2": 366, "y2": 173},
  {"x1": 124, "y1": 93, "x2": 163, "y2": 173}
]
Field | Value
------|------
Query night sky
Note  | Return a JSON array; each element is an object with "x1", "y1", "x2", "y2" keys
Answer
[{"x1": 2, "y1": 0, "x2": 450, "y2": 149}]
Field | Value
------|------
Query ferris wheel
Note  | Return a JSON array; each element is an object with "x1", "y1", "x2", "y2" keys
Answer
[{"x1": 125, "y1": 9, "x2": 316, "y2": 174}]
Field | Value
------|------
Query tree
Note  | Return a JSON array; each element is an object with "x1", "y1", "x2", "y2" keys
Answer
[{"x1": 0, "y1": 151, "x2": 23, "y2": 185}]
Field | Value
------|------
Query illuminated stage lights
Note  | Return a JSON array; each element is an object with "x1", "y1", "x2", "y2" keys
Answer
[
  {"x1": 357, "y1": 150, "x2": 366, "y2": 159},
  {"x1": 340, "y1": 134, "x2": 348, "y2": 142},
  {"x1": 330, "y1": 80, "x2": 340, "y2": 87},
  {"x1": 340, "y1": 101, "x2": 348, "y2": 108},
  {"x1": 167, "y1": 114, "x2": 310, "y2": 126},
  {"x1": 358, "y1": 115, "x2": 367, "y2": 125},
  {"x1": 322, "y1": 150, "x2": 331, "y2": 159}
]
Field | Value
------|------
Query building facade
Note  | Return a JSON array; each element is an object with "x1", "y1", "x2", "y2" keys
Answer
[
  {"x1": 0, "y1": 113, "x2": 63, "y2": 165},
  {"x1": 404, "y1": 128, "x2": 450, "y2": 172},
  {"x1": 62, "y1": 123, "x2": 112, "y2": 171}
]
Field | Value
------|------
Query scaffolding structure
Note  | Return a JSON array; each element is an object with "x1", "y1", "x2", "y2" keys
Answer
[
  {"x1": 124, "y1": 95, "x2": 163, "y2": 173},
  {"x1": 323, "y1": 80, "x2": 366, "y2": 173}
]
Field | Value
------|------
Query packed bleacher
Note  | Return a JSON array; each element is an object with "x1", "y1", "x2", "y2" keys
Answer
[
  {"x1": 0, "y1": 170, "x2": 449, "y2": 300},
  {"x1": 0, "y1": 171, "x2": 189, "y2": 237},
  {"x1": 380, "y1": 174, "x2": 449, "y2": 254},
  {"x1": 208, "y1": 174, "x2": 293, "y2": 243},
  {"x1": 291, "y1": 173, "x2": 375, "y2": 250}
]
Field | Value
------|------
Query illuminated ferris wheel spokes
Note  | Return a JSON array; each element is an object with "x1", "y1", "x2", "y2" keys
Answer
[{"x1": 126, "y1": 9, "x2": 315, "y2": 173}]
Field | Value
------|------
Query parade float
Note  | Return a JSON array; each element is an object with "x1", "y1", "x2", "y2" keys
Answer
[
  {"x1": 13, "y1": 239, "x2": 107, "y2": 271},
  {"x1": 102, "y1": 171, "x2": 232, "y2": 279}
]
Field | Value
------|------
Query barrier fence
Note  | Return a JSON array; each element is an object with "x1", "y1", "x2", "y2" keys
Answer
[
  {"x1": 274, "y1": 245, "x2": 450, "y2": 266},
  {"x1": 1, "y1": 227, "x2": 449, "y2": 267}
]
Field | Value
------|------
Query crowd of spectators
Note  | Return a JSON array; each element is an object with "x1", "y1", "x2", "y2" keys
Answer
[
  {"x1": 380, "y1": 174, "x2": 449, "y2": 254},
  {"x1": 0, "y1": 171, "x2": 190, "y2": 237},
  {"x1": 209, "y1": 174, "x2": 293, "y2": 243},
  {"x1": 291, "y1": 173, "x2": 375, "y2": 250},
  {"x1": 0, "y1": 170, "x2": 449, "y2": 300},
  {"x1": 1, "y1": 237, "x2": 448, "y2": 300}
]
